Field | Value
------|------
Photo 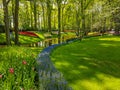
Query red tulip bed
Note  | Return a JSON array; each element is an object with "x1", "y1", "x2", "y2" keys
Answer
[
  {"x1": 19, "y1": 31, "x2": 39, "y2": 37},
  {"x1": 0, "y1": 47, "x2": 42, "y2": 90}
]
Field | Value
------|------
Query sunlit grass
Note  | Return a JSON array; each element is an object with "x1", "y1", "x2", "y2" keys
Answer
[
  {"x1": 19, "y1": 35, "x2": 42, "y2": 44},
  {"x1": 0, "y1": 32, "x2": 44, "y2": 44},
  {"x1": 51, "y1": 35, "x2": 120, "y2": 90},
  {"x1": 34, "y1": 32, "x2": 45, "y2": 40},
  {"x1": 99, "y1": 36, "x2": 120, "y2": 41}
]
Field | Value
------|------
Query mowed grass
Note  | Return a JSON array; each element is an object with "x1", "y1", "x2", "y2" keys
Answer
[
  {"x1": 51, "y1": 35, "x2": 120, "y2": 90},
  {"x1": 0, "y1": 32, "x2": 44, "y2": 44}
]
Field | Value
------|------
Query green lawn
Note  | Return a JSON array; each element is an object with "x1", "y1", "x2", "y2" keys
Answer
[
  {"x1": 51, "y1": 35, "x2": 120, "y2": 90},
  {"x1": 0, "y1": 32, "x2": 44, "y2": 44}
]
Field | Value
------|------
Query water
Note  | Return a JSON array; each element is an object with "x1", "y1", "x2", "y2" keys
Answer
[{"x1": 29, "y1": 35, "x2": 77, "y2": 47}]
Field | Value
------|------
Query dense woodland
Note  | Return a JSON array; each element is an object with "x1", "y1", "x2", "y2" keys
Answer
[{"x1": 0, "y1": 0, "x2": 120, "y2": 45}]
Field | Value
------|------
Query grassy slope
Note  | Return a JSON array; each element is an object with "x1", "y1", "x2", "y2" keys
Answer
[
  {"x1": 51, "y1": 35, "x2": 120, "y2": 90},
  {"x1": 0, "y1": 32, "x2": 44, "y2": 44}
]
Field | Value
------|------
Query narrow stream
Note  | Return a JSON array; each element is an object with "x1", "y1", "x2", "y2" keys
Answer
[{"x1": 27, "y1": 35, "x2": 77, "y2": 47}]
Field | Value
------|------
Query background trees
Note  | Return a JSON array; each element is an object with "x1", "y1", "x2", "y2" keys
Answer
[{"x1": 0, "y1": 0, "x2": 120, "y2": 45}]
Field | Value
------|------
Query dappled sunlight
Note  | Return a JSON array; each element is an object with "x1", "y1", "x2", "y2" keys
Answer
[
  {"x1": 67, "y1": 71, "x2": 120, "y2": 90},
  {"x1": 83, "y1": 57, "x2": 94, "y2": 61},
  {"x1": 100, "y1": 43, "x2": 118, "y2": 47},
  {"x1": 78, "y1": 65, "x2": 89, "y2": 70},
  {"x1": 51, "y1": 36, "x2": 120, "y2": 90},
  {"x1": 0, "y1": 32, "x2": 43, "y2": 45},
  {"x1": 19, "y1": 35, "x2": 41, "y2": 44},
  {"x1": 96, "y1": 73, "x2": 120, "y2": 90},
  {"x1": 80, "y1": 79, "x2": 104, "y2": 90},
  {"x1": 71, "y1": 70, "x2": 81, "y2": 75},
  {"x1": 98, "y1": 36, "x2": 120, "y2": 42},
  {"x1": 55, "y1": 61, "x2": 71, "y2": 67}
]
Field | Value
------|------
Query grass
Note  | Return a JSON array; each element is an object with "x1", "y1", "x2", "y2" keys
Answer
[
  {"x1": 51, "y1": 35, "x2": 120, "y2": 90},
  {"x1": 0, "y1": 32, "x2": 44, "y2": 44},
  {"x1": 19, "y1": 35, "x2": 42, "y2": 44},
  {"x1": 0, "y1": 46, "x2": 43, "y2": 90}
]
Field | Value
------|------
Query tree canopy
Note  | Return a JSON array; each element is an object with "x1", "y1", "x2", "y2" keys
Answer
[{"x1": 0, "y1": 0, "x2": 120, "y2": 45}]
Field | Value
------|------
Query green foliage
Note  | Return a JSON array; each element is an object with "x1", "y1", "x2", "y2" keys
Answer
[
  {"x1": 0, "y1": 33, "x2": 6, "y2": 43},
  {"x1": 51, "y1": 36, "x2": 120, "y2": 90},
  {"x1": 1, "y1": 0, "x2": 120, "y2": 31},
  {"x1": 0, "y1": 46, "x2": 43, "y2": 90}
]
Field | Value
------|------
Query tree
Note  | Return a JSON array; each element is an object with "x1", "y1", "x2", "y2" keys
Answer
[
  {"x1": 40, "y1": 0, "x2": 46, "y2": 30},
  {"x1": 56, "y1": 0, "x2": 62, "y2": 43},
  {"x1": 46, "y1": 0, "x2": 52, "y2": 33},
  {"x1": 14, "y1": 0, "x2": 19, "y2": 45},
  {"x1": 33, "y1": 0, "x2": 37, "y2": 30},
  {"x1": 2, "y1": 0, "x2": 11, "y2": 45}
]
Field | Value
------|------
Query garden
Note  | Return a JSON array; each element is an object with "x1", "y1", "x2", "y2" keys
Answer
[
  {"x1": 0, "y1": 46, "x2": 43, "y2": 90},
  {"x1": 51, "y1": 35, "x2": 120, "y2": 90},
  {"x1": 1, "y1": 0, "x2": 120, "y2": 90}
]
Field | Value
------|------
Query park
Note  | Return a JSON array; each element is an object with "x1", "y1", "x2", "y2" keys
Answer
[{"x1": 0, "y1": 0, "x2": 120, "y2": 90}]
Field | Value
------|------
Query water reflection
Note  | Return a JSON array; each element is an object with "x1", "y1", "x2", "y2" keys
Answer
[{"x1": 28, "y1": 35, "x2": 77, "y2": 47}]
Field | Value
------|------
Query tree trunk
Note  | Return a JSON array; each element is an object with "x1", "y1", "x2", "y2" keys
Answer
[
  {"x1": 58, "y1": 4, "x2": 61, "y2": 44},
  {"x1": 76, "y1": 11, "x2": 80, "y2": 37},
  {"x1": 34, "y1": 0, "x2": 37, "y2": 30},
  {"x1": 41, "y1": 4, "x2": 46, "y2": 30},
  {"x1": 12, "y1": 0, "x2": 15, "y2": 28},
  {"x1": 81, "y1": 0, "x2": 85, "y2": 39},
  {"x1": 14, "y1": 0, "x2": 19, "y2": 45},
  {"x1": 61, "y1": 7, "x2": 64, "y2": 32},
  {"x1": 2, "y1": 0, "x2": 11, "y2": 45},
  {"x1": 30, "y1": 1, "x2": 33, "y2": 28},
  {"x1": 47, "y1": 0, "x2": 51, "y2": 33}
]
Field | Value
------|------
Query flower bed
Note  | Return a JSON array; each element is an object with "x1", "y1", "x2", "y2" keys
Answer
[
  {"x1": 19, "y1": 31, "x2": 39, "y2": 37},
  {"x1": 0, "y1": 47, "x2": 42, "y2": 90}
]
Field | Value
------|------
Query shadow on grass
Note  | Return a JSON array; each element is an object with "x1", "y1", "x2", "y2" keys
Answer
[{"x1": 51, "y1": 36, "x2": 120, "y2": 90}]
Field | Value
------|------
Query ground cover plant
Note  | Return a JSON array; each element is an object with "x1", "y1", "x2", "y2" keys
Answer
[
  {"x1": 0, "y1": 46, "x2": 43, "y2": 90},
  {"x1": 51, "y1": 35, "x2": 120, "y2": 90}
]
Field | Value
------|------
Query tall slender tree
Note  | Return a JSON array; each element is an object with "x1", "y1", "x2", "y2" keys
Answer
[
  {"x1": 56, "y1": 0, "x2": 62, "y2": 43},
  {"x1": 40, "y1": 0, "x2": 46, "y2": 30},
  {"x1": 14, "y1": 0, "x2": 19, "y2": 45},
  {"x1": 33, "y1": 0, "x2": 37, "y2": 30},
  {"x1": 47, "y1": 0, "x2": 52, "y2": 33},
  {"x1": 2, "y1": 0, "x2": 11, "y2": 45}
]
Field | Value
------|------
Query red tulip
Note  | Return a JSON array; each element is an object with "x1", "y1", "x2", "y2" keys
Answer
[
  {"x1": 0, "y1": 74, "x2": 2, "y2": 79},
  {"x1": 22, "y1": 60, "x2": 27, "y2": 65},
  {"x1": 9, "y1": 68, "x2": 14, "y2": 74}
]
